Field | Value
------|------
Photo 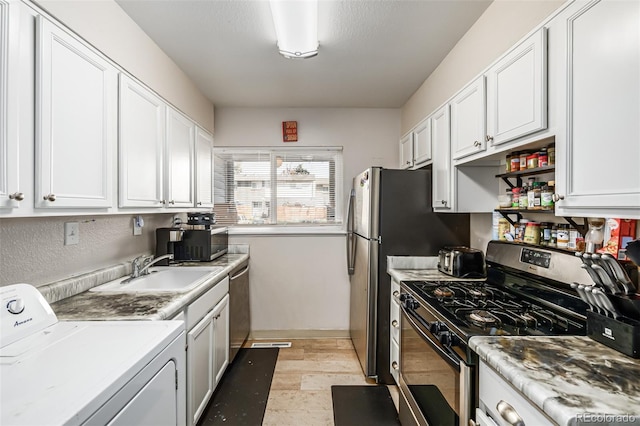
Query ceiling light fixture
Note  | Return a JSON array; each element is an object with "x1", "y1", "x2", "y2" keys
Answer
[{"x1": 269, "y1": 0, "x2": 319, "y2": 59}]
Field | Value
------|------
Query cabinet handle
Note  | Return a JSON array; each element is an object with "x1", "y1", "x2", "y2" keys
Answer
[
  {"x1": 160, "y1": 200, "x2": 166, "y2": 204},
  {"x1": 9, "y1": 192, "x2": 24, "y2": 201},
  {"x1": 486, "y1": 135, "x2": 494, "y2": 142},
  {"x1": 197, "y1": 202, "x2": 202, "y2": 206},
  {"x1": 496, "y1": 400, "x2": 525, "y2": 426},
  {"x1": 43, "y1": 193, "x2": 56, "y2": 202},
  {"x1": 392, "y1": 361, "x2": 399, "y2": 371},
  {"x1": 169, "y1": 200, "x2": 175, "y2": 205},
  {"x1": 552, "y1": 193, "x2": 565, "y2": 202},
  {"x1": 392, "y1": 320, "x2": 399, "y2": 328},
  {"x1": 406, "y1": 160, "x2": 411, "y2": 165}
]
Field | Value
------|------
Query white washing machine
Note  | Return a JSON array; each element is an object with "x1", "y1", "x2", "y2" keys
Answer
[{"x1": 0, "y1": 284, "x2": 186, "y2": 426}]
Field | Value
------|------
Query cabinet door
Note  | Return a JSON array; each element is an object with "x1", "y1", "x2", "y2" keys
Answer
[
  {"x1": 431, "y1": 105, "x2": 453, "y2": 211},
  {"x1": 119, "y1": 74, "x2": 165, "y2": 208},
  {"x1": 486, "y1": 28, "x2": 547, "y2": 146},
  {"x1": 212, "y1": 294, "x2": 229, "y2": 386},
  {"x1": 413, "y1": 118, "x2": 432, "y2": 167},
  {"x1": 554, "y1": 0, "x2": 640, "y2": 217},
  {"x1": 35, "y1": 17, "x2": 116, "y2": 208},
  {"x1": 166, "y1": 106, "x2": 195, "y2": 208},
  {"x1": 399, "y1": 132, "x2": 413, "y2": 169},
  {"x1": 195, "y1": 127, "x2": 213, "y2": 208},
  {"x1": 0, "y1": 0, "x2": 22, "y2": 210},
  {"x1": 451, "y1": 76, "x2": 486, "y2": 160},
  {"x1": 187, "y1": 309, "x2": 215, "y2": 426}
]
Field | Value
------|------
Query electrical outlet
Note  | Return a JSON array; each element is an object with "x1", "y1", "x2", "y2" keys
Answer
[
  {"x1": 64, "y1": 222, "x2": 79, "y2": 245},
  {"x1": 133, "y1": 216, "x2": 143, "y2": 236}
]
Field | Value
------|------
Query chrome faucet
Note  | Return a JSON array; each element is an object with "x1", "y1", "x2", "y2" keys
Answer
[{"x1": 123, "y1": 254, "x2": 174, "y2": 284}]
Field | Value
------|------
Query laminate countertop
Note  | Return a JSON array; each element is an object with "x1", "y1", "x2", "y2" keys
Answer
[
  {"x1": 49, "y1": 253, "x2": 248, "y2": 321},
  {"x1": 470, "y1": 335, "x2": 640, "y2": 425}
]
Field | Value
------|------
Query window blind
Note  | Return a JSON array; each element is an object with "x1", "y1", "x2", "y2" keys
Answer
[{"x1": 213, "y1": 147, "x2": 343, "y2": 227}]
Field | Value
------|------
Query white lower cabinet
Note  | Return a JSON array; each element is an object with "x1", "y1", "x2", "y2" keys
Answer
[
  {"x1": 183, "y1": 278, "x2": 230, "y2": 426},
  {"x1": 389, "y1": 278, "x2": 401, "y2": 383}
]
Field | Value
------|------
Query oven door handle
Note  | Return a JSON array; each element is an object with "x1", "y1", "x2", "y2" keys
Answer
[{"x1": 401, "y1": 305, "x2": 462, "y2": 372}]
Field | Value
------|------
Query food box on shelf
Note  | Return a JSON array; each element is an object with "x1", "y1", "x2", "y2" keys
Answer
[{"x1": 597, "y1": 218, "x2": 637, "y2": 260}]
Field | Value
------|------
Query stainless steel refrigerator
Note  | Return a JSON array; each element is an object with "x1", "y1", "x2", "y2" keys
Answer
[{"x1": 346, "y1": 166, "x2": 470, "y2": 384}]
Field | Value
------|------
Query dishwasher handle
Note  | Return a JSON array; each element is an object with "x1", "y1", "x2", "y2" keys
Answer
[{"x1": 230, "y1": 265, "x2": 250, "y2": 280}]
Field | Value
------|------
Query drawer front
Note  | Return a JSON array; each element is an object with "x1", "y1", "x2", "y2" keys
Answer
[
  {"x1": 185, "y1": 277, "x2": 229, "y2": 331},
  {"x1": 479, "y1": 362, "x2": 553, "y2": 426},
  {"x1": 390, "y1": 338, "x2": 400, "y2": 383}
]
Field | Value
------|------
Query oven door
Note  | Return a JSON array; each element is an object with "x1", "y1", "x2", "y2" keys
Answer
[{"x1": 398, "y1": 299, "x2": 472, "y2": 426}]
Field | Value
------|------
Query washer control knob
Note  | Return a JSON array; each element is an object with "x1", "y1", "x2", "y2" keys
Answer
[{"x1": 7, "y1": 298, "x2": 25, "y2": 314}]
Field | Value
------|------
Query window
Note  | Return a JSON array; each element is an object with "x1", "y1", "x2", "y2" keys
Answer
[{"x1": 213, "y1": 147, "x2": 343, "y2": 227}]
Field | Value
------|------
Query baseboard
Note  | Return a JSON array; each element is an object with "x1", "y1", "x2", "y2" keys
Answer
[{"x1": 249, "y1": 329, "x2": 351, "y2": 340}]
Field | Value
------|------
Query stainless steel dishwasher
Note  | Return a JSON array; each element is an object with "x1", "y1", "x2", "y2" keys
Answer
[{"x1": 229, "y1": 260, "x2": 250, "y2": 363}]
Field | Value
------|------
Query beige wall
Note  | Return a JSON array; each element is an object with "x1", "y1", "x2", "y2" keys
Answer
[
  {"x1": 401, "y1": 0, "x2": 565, "y2": 135},
  {"x1": 34, "y1": 0, "x2": 214, "y2": 132},
  {"x1": 215, "y1": 107, "x2": 400, "y2": 333},
  {"x1": 0, "y1": 214, "x2": 175, "y2": 286}
]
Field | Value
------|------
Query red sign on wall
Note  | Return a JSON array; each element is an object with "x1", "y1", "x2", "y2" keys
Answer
[{"x1": 282, "y1": 121, "x2": 298, "y2": 142}]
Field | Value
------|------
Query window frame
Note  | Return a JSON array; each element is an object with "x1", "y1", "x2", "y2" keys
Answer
[{"x1": 213, "y1": 146, "x2": 344, "y2": 234}]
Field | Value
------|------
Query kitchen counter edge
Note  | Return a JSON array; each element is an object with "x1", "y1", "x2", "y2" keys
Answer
[
  {"x1": 469, "y1": 335, "x2": 640, "y2": 425},
  {"x1": 49, "y1": 253, "x2": 249, "y2": 321}
]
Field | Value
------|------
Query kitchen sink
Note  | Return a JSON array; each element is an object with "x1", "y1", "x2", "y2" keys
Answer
[{"x1": 90, "y1": 266, "x2": 224, "y2": 293}]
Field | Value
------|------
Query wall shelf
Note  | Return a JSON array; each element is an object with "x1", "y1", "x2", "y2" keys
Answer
[
  {"x1": 494, "y1": 209, "x2": 586, "y2": 235},
  {"x1": 496, "y1": 166, "x2": 555, "y2": 189}
]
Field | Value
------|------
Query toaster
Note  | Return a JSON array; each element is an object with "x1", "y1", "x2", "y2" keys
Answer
[{"x1": 438, "y1": 246, "x2": 486, "y2": 278}]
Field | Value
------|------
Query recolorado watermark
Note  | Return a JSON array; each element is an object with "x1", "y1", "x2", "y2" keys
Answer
[{"x1": 577, "y1": 413, "x2": 637, "y2": 423}]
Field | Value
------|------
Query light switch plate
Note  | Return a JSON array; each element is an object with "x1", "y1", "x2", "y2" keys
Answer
[{"x1": 64, "y1": 222, "x2": 79, "y2": 245}]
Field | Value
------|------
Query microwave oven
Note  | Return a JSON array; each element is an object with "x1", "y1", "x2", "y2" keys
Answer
[{"x1": 174, "y1": 226, "x2": 228, "y2": 262}]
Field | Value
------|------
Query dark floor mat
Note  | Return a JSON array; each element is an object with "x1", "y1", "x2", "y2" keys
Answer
[
  {"x1": 332, "y1": 385, "x2": 401, "y2": 426},
  {"x1": 197, "y1": 348, "x2": 279, "y2": 426}
]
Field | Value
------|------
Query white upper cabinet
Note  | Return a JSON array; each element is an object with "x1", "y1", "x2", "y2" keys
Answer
[
  {"x1": 165, "y1": 106, "x2": 195, "y2": 208},
  {"x1": 451, "y1": 76, "x2": 486, "y2": 160},
  {"x1": 399, "y1": 132, "x2": 414, "y2": 169},
  {"x1": 412, "y1": 118, "x2": 432, "y2": 167},
  {"x1": 0, "y1": 0, "x2": 22, "y2": 210},
  {"x1": 195, "y1": 126, "x2": 214, "y2": 208},
  {"x1": 486, "y1": 28, "x2": 547, "y2": 146},
  {"x1": 119, "y1": 74, "x2": 165, "y2": 208},
  {"x1": 431, "y1": 105, "x2": 452, "y2": 211},
  {"x1": 551, "y1": 0, "x2": 640, "y2": 218},
  {"x1": 35, "y1": 17, "x2": 117, "y2": 208}
]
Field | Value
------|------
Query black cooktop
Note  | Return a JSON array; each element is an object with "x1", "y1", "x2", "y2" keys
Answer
[{"x1": 404, "y1": 279, "x2": 588, "y2": 340}]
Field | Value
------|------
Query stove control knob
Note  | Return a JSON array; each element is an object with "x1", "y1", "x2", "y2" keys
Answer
[
  {"x1": 399, "y1": 293, "x2": 409, "y2": 302},
  {"x1": 438, "y1": 331, "x2": 452, "y2": 346},
  {"x1": 410, "y1": 300, "x2": 420, "y2": 310},
  {"x1": 429, "y1": 322, "x2": 442, "y2": 334},
  {"x1": 7, "y1": 298, "x2": 25, "y2": 315}
]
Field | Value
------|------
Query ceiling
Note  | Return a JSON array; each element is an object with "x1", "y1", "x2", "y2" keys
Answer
[{"x1": 115, "y1": 0, "x2": 492, "y2": 108}]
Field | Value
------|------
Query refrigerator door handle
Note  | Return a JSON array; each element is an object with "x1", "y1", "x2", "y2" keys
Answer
[{"x1": 346, "y1": 189, "x2": 356, "y2": 275}]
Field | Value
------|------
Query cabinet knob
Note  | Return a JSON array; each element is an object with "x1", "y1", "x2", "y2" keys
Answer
[
  {"x1": 392, "y1": 361, "x2": 399, "y2": 371},
  {"x1": 552, "y1": 193, "x2": 565, "y2": 202},
  {"x1": 406, "y1": 160, "x2": 411, "y2": 165},
  {"x1": 9, "y1": 192, "x2": 24, "y2": 201},
  {"x1": 486, "y1": 135, "x2": 494, "y2": 142},
  {"x1": 197, "y1": 202, "x2": 202, "y2": 206},
  {"x1": 43, "y1": 193, "x2": 56, "y2": 202},
  {"x1": 169, "y1": 200, "x2": 175, "y2": 205},
  {"x1": 440, "y1": 200, "x2": 448, "y2": 206},
  {"x1": 473, "y1": 141, "x2": 480, "y2": 147},
  {"x1": 161, "y1": 200, "x2": 166, "y2": 205}
]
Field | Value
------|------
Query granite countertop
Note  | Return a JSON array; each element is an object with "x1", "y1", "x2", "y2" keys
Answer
[
  {"x1": 49, "y1": 252, "x2": 249, "y2": 321},
  {"x1": 387, "y1": 255, "x2": 485, "y2": 282},
  {"x1": 470, "y1": 335, "x2": 640, "y2": 425}
]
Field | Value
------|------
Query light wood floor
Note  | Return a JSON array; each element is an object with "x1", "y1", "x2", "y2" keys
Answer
[{"x1": 244, "y1": 338, "x2": 399, "y2": 426}]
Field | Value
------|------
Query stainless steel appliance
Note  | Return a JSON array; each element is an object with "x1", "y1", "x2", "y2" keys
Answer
[
  {"x1": 346, "y1": 167, "x2": 470, "y2": 384},
  {"x1": 397, "y1": 241, "x2": 594, "y2": 426},
  {"x1": 229, "y1": 260, "x2": 250, "y2": 363},
  {"x1": 156, "y1": 226, "x2": 228, "y2": 264},
  {"x1": 437, "y1": 246, "x2": 486, "y2": 278}
]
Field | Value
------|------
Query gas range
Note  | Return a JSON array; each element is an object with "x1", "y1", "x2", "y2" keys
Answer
[{"x1": 403, "y1": 278, "x2": 587, "y2": 342}]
